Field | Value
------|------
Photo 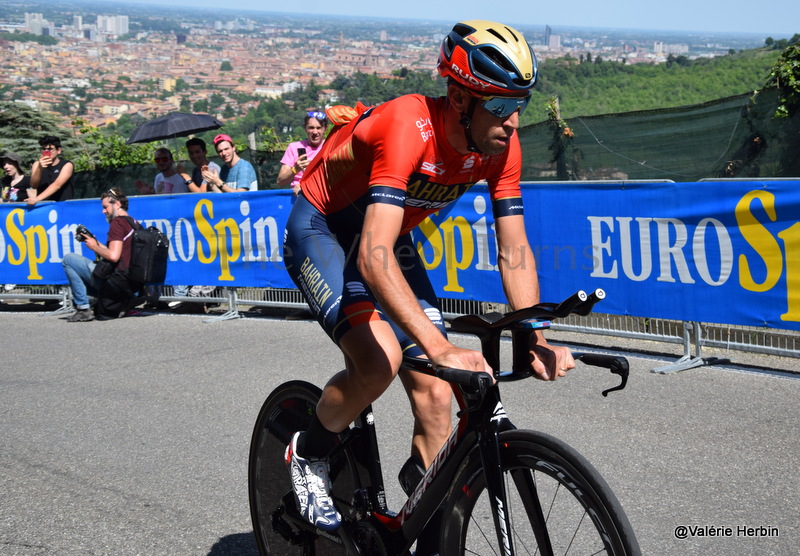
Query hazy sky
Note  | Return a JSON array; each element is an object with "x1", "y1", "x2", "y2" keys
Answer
[{"x1": 122, "y1": 0, "x2": 798, "y2": 36}]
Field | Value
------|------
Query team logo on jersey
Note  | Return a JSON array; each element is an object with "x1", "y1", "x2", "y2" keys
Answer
[
  {"x1": 406, "y1": 173, "x2": 474, "y2": 210},
  {"x1": 415, "y1": 117, "x2": 434, "y2": 142}
]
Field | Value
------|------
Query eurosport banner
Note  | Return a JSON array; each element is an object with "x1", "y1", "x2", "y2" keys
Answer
[
  {"x1": 414, "y1": 180, "x2": 799, "y2": 332},
  {"x1": 1, "y1": 181, "x2": 798, "y2": 331}
]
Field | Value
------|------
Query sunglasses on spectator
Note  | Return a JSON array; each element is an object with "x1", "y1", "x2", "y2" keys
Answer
[
  {"x1": 475, "y1": 94, "x2": 531, "y2": 119},
  {"x1": 154, "y1": 156, "x2": 170, "y2": 162},
  {"x1": 307, "y1": 111, "x2": 327, "y2": 121}
]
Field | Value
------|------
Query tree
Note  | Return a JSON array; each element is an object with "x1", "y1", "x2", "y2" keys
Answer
[
  {"x1": 69, "y1": 118, "x2": 152, "y2": 171},
  {"x1": 193, "y1": 99, "x2": 209, "y2": 113},
  {"x1": 0, "y1": 102, "x2": 74, "y2": 165},
  {"x1": 764, "y1": 43, "x2": 800, "y2": 117},
  {"x1": 210, "y1": 92, "x2": 226, "y2": 110},
  {"x1": 220, "y1": 61, "x2": 233, "y2": 71}
]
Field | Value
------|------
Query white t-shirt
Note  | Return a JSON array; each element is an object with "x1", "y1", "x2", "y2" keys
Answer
[{"x1": 154, "y1": 172, "x2": 188, "y2": 194}]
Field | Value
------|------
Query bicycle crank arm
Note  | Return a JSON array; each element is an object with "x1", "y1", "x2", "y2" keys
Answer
[{"x1": 573, "y1": 352, "x2": 629, "y2": 396}]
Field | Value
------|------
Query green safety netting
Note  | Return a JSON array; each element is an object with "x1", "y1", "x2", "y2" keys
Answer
[{"x1": 519, "y1": 88, "x2": 799, "y2": 182}]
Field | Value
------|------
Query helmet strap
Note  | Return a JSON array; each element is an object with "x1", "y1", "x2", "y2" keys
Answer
[{"x1": 459, "y1": 97, "x2": 483, "y2": 154}]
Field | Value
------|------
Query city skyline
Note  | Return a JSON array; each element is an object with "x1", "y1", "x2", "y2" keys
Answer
[{"x1": 113, "y1": 0, "x2": 798, "y2": 36}]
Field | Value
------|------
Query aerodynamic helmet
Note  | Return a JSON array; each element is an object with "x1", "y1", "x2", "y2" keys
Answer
[{"x1": 438, "y1": 20, "x2": 538, "y2": 96}]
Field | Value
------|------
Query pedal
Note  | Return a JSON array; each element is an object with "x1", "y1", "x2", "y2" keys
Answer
[{"x1": 398, "y1": 455, "x2": 426, "y2": 497}]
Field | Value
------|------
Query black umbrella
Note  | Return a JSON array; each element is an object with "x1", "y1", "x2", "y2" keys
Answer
[{"x1": 126, "y1": 112, "x2": 223, "y2": 144}]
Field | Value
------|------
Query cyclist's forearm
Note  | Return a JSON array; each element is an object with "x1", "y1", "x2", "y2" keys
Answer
[{"x1": 498, "y1": 246, "x2": 540, "y2": 310}]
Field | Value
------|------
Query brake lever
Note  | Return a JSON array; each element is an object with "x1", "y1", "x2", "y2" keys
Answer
[{"x1": 573, "y1": 352, "x2": 629, "y2": 396}]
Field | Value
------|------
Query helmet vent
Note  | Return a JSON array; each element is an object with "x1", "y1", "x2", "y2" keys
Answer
[
  {"x1": 453, "y1": 23, "x2": 475, "y2": 38},
  {"x1": 503, "y1": 26, "x2": 520, "y2": 42},
  {"x1": 487, "y1": 28, "x2": 510, "y2": 44},
  {"x1": 479, "y1": 46, "x2": 517, "y2": 74}
]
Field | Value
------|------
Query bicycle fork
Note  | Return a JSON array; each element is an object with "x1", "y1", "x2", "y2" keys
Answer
[
  {"x1": 477, "y1": 386, "x2": 556, "y2": 556},
  {"x1": 477, "y1": 387, "x2": 516, "y2": 556}
]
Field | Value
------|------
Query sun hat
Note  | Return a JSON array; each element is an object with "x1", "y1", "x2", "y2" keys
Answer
[{"x1": 1, "y1": 152, "x2": 24, "y2": 172}]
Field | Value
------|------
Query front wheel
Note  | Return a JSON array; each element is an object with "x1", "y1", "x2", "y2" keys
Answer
[
  {"x1": 248, "y1": 380, "x2": 361, "y2": 556},
  {"x1": 441, "y1": 429, "x2": 640, "y2": 556}
]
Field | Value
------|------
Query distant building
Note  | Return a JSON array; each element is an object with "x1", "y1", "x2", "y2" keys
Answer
[
  {"x1": 654, "y1": 41, "x2": 689, "y2": 55},
  {"x1": 97, "y1": 15, "x2": 129, "y2": 36},
  {"x1": 24, "y1": 13, "x2": 48, "y2": 35}
]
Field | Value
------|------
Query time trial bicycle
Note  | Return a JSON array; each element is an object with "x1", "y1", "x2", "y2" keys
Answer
[{"x1": 249, "y1": 289, "x2": 640, "y2": 555}]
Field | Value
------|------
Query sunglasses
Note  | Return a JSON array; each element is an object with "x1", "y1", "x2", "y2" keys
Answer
[
  {"x1": 478, "y1": 94, "x2": 531, "y2": 119},
  {"x1": 307, "y1": 111, "x2": 327, "y2": 121},
  {"x1": 154, "y1": 156, "x2": 170, "y2": 162}
]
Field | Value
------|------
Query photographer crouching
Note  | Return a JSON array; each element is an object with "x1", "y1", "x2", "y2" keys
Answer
[{"x1": 62, "y1": 187, "x2": 138, "y2": 322}]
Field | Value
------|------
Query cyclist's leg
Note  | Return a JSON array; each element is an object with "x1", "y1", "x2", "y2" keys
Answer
[
  {"x1": 319, "y1": 320, "x2": 403, "y2": 432},
  {"x1": 390, "y1": 233, "x2": 453, "y2": 468},
  {"x1": 284, "y1": 195, "x2": 405, "y2": 438}
]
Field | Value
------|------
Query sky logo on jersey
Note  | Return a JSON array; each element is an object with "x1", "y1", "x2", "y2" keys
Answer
[{"x1": 421, "y1": 161, "x2": 446, "y2": 176}]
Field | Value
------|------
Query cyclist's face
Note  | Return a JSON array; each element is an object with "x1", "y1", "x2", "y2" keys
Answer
[{"x1": 470, "y1": 104, "x2": 520, "y2": 156}]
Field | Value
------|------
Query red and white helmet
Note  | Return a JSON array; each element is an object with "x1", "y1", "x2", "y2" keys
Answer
[{"x1": 438, "y1": 20, "x2": 538, "y2": 96}]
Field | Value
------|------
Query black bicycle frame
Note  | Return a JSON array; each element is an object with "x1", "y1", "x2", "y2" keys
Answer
[{"x1": 328, "y1": 375, "x2": 518, "y2": 555}]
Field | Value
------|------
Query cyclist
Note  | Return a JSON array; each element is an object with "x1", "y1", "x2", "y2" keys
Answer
[{"x1": 282, "y1": 20, "x2": 575, "y2": 535}]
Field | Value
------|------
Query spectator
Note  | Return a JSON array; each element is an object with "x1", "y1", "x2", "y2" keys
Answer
[
  {"x1": 27, "y1": 136, "x2": 74, "y2": 205},
  {"x1": 277, "y1": 111, "x2": 328, "y2": 195},
  {"x1": 1, "y1": 152, "x2": 31, "y2": 202},
  {"x1": 202, "y1": 134, "x2": 258, "y2": 192},
  {"x1": 177, "y1": 138, "x2": 221, "y2": 193},
  {"x1": 135, "y1": 148, "x2": 188, "y2": 195},
  {"x1": 61, "y1": 187, "x2": 138, "y2": 322}
]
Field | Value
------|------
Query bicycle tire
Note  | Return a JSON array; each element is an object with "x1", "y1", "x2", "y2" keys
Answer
[
  {"x1": 248, "y1": 380, "x2": 362, "y2": 556},
  {"x1": 440, "y1": 429, "x2": 640, "y2": 556}
]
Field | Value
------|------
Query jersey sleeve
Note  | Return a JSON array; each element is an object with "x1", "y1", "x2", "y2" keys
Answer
[{"x1": 488, "y1": 133, "x2": 524, "y2": 218}]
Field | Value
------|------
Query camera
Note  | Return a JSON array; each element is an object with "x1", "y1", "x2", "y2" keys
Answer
[{"x1": 75, "y1": 224, "x2": 94, "y2": 242}]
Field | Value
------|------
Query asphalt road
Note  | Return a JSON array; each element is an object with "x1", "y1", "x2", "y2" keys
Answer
[{"x1": 1, "y1": 307, "x2": 798, "y2": 555}]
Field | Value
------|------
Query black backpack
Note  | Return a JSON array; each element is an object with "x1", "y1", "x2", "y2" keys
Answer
[{"x1": 123, "y1": 216, "x2": 169, "y2": 285}]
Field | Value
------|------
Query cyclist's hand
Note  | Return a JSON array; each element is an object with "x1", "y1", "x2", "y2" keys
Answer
[
  {"x1": 530, "y1": 334, "x2": 574, "y2": 381},
  {"x1": 432, "y1": 346, "x2": 493, "y2": 377}
]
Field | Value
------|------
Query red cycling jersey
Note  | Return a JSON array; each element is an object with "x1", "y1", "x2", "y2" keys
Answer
[{"x1": 300, "y1": 94, "x2": 524, "y2": 234}]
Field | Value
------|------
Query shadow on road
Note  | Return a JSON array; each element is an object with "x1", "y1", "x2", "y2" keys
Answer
[{"x1": 208, "y1": 531, "x2": 259, "y2": 555}]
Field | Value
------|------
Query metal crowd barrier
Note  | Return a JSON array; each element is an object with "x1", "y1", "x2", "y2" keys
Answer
[{"x1": 1, "y1": 285, "x2": 797, "y2": 371}]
